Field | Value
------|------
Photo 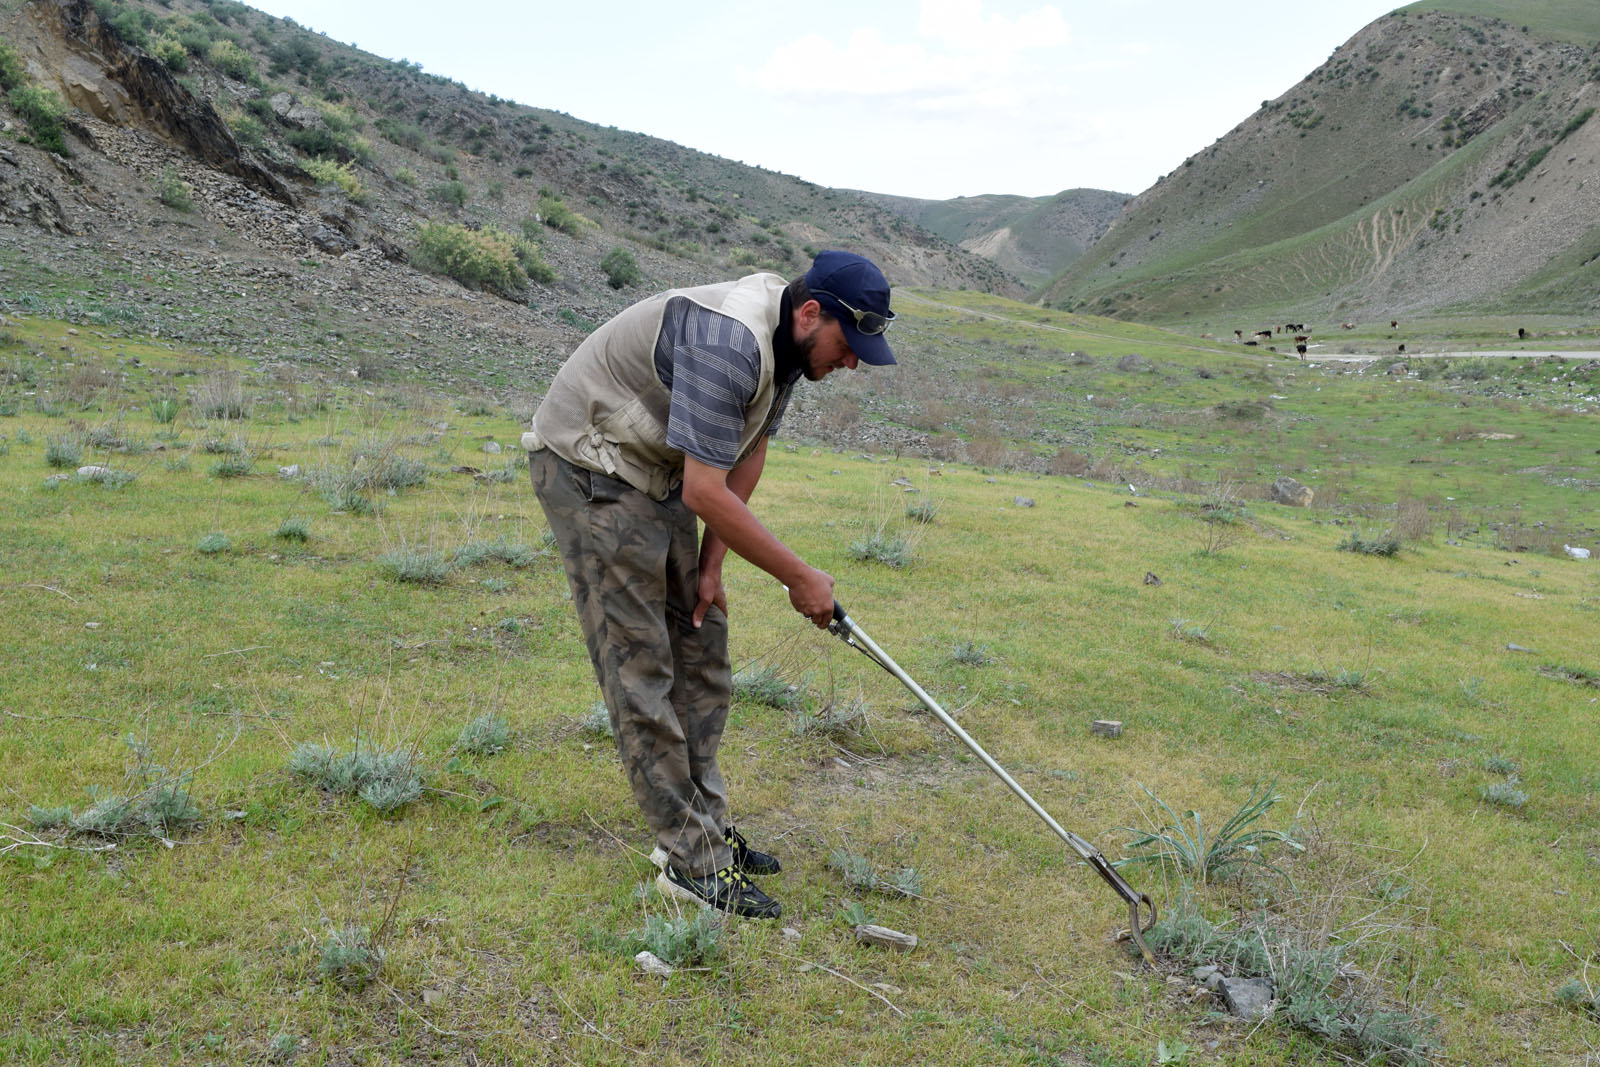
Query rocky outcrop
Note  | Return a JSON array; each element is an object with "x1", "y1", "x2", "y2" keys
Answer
[
  {"x1": 18, "y1": 0, "x2": 293, "y2": 204},
  {"x1": 0, "y1": 145, "x2": 74, "y2": 232}
]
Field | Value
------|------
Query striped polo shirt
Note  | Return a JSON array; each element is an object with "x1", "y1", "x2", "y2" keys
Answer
[{"x1": 653, "y1": 295, "x2": 800, "y2": 470}]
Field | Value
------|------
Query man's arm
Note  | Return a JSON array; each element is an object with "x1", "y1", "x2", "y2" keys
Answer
[{"x1": 682, "y1": 440, "x2": 834, "y2": 629}]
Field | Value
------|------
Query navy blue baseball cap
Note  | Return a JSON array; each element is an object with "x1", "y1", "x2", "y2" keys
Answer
[{"x1": 804, "y1": 250, "x2": 897, "y2": 366}]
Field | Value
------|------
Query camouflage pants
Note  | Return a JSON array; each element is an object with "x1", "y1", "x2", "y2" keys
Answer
[{"x1": 530, "y1": 448, "x2": 734, "y2": 876}]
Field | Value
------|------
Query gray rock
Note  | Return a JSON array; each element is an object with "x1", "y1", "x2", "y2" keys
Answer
[
  {"x1": 1091, "y1": 719, "x2": 1123, "y2": 738},
  {"x1": 76, "y1": 465, "x2": 112, "y2": 478},
  {"x1": 1192, "y1": 965, "x2": 1219, "y2": 982},
  {"x1": 1013, "y1": 496, "x2": 1035, "y2": 508},
  {"x1": 301, "y1": 222, "x2": 356, "y2": 254},
  {"x1": 634, "y1": 950, "x2": 673, "y2": 977},
  {"x1": 482, "y1": 441, "x2": 502, "y2": 454},
  {"x1": 854, "y1": 924, "x2": 917, "y2": 952},
  {"x1": 1271, "y1": 476, "x2": 1314, "y2": 507},
  {"x1": 1220, "y1": 976, "x2": 1275, "y2": 1020},
  {"x1": 269, "y1": 92, "x2": 326, "y2": 131},
  {"x1": 278, "y1": 464, "x2": 300, "y2": 478}
]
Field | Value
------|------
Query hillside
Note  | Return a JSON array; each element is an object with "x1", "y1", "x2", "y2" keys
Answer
[
  {"x1": 854, "y1": 188, "x2": 1129, "y2": 286},
  {"x1": 0, "y1": 0, "x2": 1021, "y2": 392},
  {"x1": 1040, "y1": 3, "x2": 1600, "y2": 325}
]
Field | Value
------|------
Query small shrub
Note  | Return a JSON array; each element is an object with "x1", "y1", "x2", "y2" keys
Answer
[
  {"x1": 157, "y1": 166, "x2": 193, "y2": 211},
  {"x1": 454, "y1": 535, "x2": 537, "y2": 568},
  {"x1": 9, "y1": 85, "x2": 68, "y2": 154},
  {"x1": 848, "y1": 529, "x2": 913, "y2": 569},
  {"x1": 829, "y1": 848, "x2": 878, "y2": 892},
  {"x1": 0, "y1": 39, "x2": 26, "y2": 92},
  {"x1": 200, "y1": 432, "x2": 244, "y2": 455},
  {"x1": 580, "y1": 700, "x2": 613, "y2": 739},
  {"x1": 949, "y1": 640, "x2": 992, "y2": 666},
  {"x1": 210, "y1": 453, "x2": 253, "y2": 478},
  {"x1": 30, "y1": 735, "x2": 202, "y2": 840},
  {"x1": 288, "y1": 741, "x2": 425, "y2": 813},
  {"x1": 1480, "y1": 780, "x2": 1527, "y2": 808},
  {"x1": 1192, "y1": 482, "x2": 1247, "y2": 555},
  {"x1": 427, "y1": 180, "x2": 469, "y2": 208},
  {"x1": 378, "y1": 547, "x2": 452, "y2": 584},
  {"x1": 904, "y1": 499, "x2": 940, "y2": 523},
  {"x1": 1170, "y1": 619, "x2": 1211, "y2": 643},
  {"x1": 318, "y1": 923, "x2": 385, "y2": 989},
  {"x1": 150, "y1": 397, "x2": 180, "y2": 423},
  {"x1": 300, "y1": 157, "x2": 366, "y2": 202},
  {"x1": 829, "y1": 848, "x2": 922, "y2": 897},
  {"x1": 629, "y1": 911, "x2": 725, "y2": 968},
  {"x1": 275, "y1": 517, "x2": 310, "y2": 541},
  {"x1": 457, "y1": 713, "x2": 509, "y2": 756},
  {"x1": 152, "y1": 35, "x2": 188, "y2": 71},
  {"x1": 207, "y1": 39, "x2": 255, "y2": 81},
  {"x1": 197, "y1": 531, "x2": 231, "y2": 554},
  {"x1": 1482, "y1": 755, "x2": 1519, "y2": 776},
  {"x1": 1556, "y1": 979, "x2": 1598, "y2": 1015},
  {"x1": 413, "y1": 221, "x2": 532, "y2": 297},
  {"x1": 792, "y1": 695, "x2": 868, "y2": 739},
  {"x1": 1115, "y1": 779, "x2": 1303, "y2": 886},
  {"x1": 196, "y1": 371, "x2": 247, "y2": 419},
  {"x1": 537, "y1": 194, "x2": 587, "y2": 235},
  {"x1": 1337, "y1": 531, "x2": 1401, "y2": 557},
  {"x1": 732, "y1": 663, "x2": 801, "y2": 709},
  {"x1": 600, "y1": 246, "x2": 641, "y2": 289},
  {"x1": 479, "y1": 577, "x2": 510, "y2": 594},
  {"x1": 43, "y1": 434, "x2": 82, "y2": 468}
]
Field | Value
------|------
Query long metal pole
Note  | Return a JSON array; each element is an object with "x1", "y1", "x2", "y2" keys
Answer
[{"x1": 829, "y1": 603, "x2": 1156, "y2": 964}]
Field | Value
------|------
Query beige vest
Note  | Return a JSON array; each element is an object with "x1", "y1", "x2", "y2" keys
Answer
[{"x1": 529, "y1": 274, "x2": 786, "y2": 500}]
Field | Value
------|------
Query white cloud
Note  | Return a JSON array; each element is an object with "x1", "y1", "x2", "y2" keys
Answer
[
  {"x1": 742, "y1": 1, "x2": 1070, "y2": 103},
  {"x1": 916, "y1": 0, "x2": 1068, "y2": 54}
]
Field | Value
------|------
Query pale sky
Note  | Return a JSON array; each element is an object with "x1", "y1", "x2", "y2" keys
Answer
[{"x1": 247, "y1": 0, "x2": 1403, "y2": 201}]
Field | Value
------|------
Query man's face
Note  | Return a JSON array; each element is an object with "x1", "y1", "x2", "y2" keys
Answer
[{"x1": 796, "y1": 312, "x2": 859, "y2": 381}]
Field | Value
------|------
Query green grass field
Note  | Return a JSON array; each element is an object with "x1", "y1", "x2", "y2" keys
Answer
[{"x1": 2, "y1": 307, "x2": 1598, "y2": 1065}]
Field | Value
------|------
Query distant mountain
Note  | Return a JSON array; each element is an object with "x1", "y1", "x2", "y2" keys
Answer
[
  {"x1": 853, "y1": 188, "x2": 1128, "y2": 286},
  {"x1": 1041, "y1": 1, "x2": 1600, "y2": 324}
]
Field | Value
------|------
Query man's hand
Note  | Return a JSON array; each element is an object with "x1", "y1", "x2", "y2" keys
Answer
[
  {"x1": 787, "y1": 566, "x2": 835, "y2": 629},
  {"x1": 693, "y1": 562, "x2": 727, "y2": 628}
]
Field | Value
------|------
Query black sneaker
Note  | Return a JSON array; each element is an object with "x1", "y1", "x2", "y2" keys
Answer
[
  {"x1": 647, "y1": 827, "x2": 782, "y2": 876},
  {"x1": 725, "y1": 825, "x2": 782, "y2": 876},
  {"x1": 656, "y1": 864, "x2": 782, "y2": 919}
]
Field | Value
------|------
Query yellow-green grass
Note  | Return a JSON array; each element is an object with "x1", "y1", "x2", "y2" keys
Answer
[{"x1": 3, "y1": 323, "x2": 1599, "y2": 1065}]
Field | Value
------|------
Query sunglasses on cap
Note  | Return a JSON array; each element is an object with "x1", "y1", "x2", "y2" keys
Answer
[{"x1": 812, "y1": 289, "x2": 896, "y2": 336}]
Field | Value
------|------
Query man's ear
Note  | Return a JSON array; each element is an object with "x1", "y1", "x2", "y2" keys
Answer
[{"x1": 793, "y1": 298, "x2": 824, "y2": 333}]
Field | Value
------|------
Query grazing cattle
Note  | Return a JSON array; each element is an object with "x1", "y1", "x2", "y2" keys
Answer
[
  {"x1": 1518, "y1": 327, "x2": 1527, "y2": 339},
  {"x1": 1296, "y1": 343, "x2": 1308, "y2": 358},
  {"x1": 1256, "y1": 330, "x2": 1273, "y2": 340},
  {"x1": 1342, "y1": 322, "x2": 1355, "y2": 329},
  {"x1": 1390, "y1": 320, "x2": 1399, "y2": 328},
  {"x1": 1397, "y1": 343, "x2": 1406, "y2": 353},
  {"x1": 1243, "y1": 340, "x2": 1259, "y2": 346},
  {"x1": 1293, "y1": 334, "x2": 1308, "y2": 344},
  {"x1": 1234, "y1": 329, "x2": 1243, "y2": 339}
]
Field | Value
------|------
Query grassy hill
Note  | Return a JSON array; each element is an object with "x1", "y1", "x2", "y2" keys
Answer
[
  {"x1": 2, "y1": 301, "x2": 1598, "y2": 1063},
  {"x1": 0, "y1": 0, "x2": 1020, "y2": 386},
  {"x1": 1040, "y1": 3, "x2": 1600, "y2": 326}
]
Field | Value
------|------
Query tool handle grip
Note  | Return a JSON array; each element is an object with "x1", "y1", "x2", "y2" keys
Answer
[{"x1": 832, "y1": 600, "x2": 847, "y2": 623}]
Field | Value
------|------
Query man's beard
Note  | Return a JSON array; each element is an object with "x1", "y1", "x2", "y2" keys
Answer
[{"x1": 796, "y1": 329, "x2": 825, "y2": 381}]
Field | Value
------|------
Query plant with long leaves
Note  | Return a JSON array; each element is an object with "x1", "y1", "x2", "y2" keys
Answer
[{"x1": 1113, "y1": 779, "x2": 1304, "y2": 886}]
